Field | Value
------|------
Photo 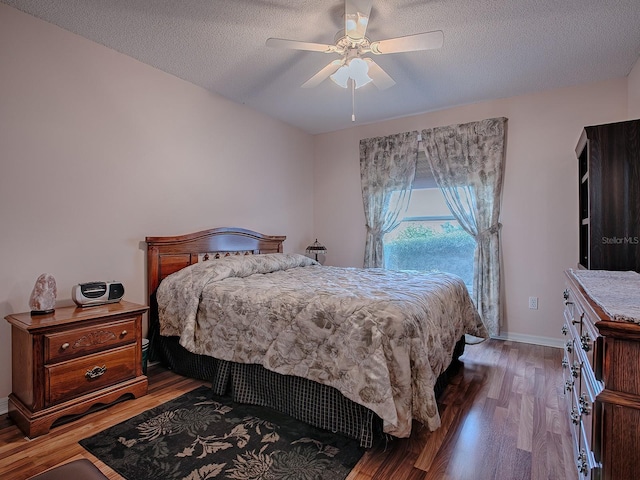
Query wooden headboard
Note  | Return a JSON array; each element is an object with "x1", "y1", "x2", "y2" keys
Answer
[{"x1": 145, "y1": 227, "x2": 286, "y2": 303}]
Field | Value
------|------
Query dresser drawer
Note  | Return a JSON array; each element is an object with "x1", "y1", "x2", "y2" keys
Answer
[
  {"x1": 575, "y1": 326, "x2": 600, "y2": 375},
  {"x1": 563, "y1": 338, "x2": 579, "y2": 395},
  {"x1": 45, "y1": 317, "x2": 136, "y2": 363},
  {"x1": 576, "y1": 391, "x2": 600, "y2": 480},
  {"x1": 578, "y1": 417, "x2": 601, "y2": 480},
  {"x1": 576, "y1": 447, "x2": 600, "y2": 480},
  {"x1": 45, "y1": 344, "x2": 137, "y2": 406},
  {"x1": 578, "y1": 369, "x2": 598, "y2": 454},
  {"x1": 563, "y1": 310, "x2": 581, "y2": 345},
  {"x1": 567, "y1": 387, "x2": 582, "y2": 455}
]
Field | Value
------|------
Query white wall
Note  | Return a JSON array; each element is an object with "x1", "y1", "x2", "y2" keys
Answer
[
  {"x1": 629, "y1": 55, "x2": 640, "y2": 118},
  {"x1": 0, "y1": 5, "x2": 314, "y2": 400},
  {"x1": 313, "y1": 78, "x2": 629, "y2": 346}
]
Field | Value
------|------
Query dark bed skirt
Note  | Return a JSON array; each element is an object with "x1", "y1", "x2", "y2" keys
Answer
[{"x1": 148, "y1": 318, "x2": 464, "y2": 448}]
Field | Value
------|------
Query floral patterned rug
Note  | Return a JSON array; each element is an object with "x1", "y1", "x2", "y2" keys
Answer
[{"x1": 79, "y1": 386, "x2": 365, "y2": 480}]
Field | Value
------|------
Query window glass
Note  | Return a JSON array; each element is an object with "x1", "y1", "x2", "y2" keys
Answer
[{"x1": 383, "y1": 188, "x2": 475, "y2": 290}]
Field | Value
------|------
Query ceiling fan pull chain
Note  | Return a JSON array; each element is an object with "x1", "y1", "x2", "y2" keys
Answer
[{"x1": 351, "y1": 80, "x2": 356, "y2": 122}]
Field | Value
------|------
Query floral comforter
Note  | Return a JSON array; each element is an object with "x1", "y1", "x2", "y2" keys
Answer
[{"x1": 157, "y1": 253, "x2": 487, "y2": 438}]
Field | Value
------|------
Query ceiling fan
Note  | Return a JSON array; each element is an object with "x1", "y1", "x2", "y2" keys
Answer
[{"x1": 265, "y1": 0, "x2": 444, "y2": 93}]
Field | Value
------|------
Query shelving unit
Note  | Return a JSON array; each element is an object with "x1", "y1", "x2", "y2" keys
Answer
[{"x1": 575, "y1": 119, "x2": 640, "y2": 271}]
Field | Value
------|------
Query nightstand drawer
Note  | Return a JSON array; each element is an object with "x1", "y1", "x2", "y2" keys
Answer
[
  {"x1": 45, "y1": 344, "x2": 137, "y2": 406},
  {"x1": 45, "y1": 317, "x2": 136, "y2": 363}
]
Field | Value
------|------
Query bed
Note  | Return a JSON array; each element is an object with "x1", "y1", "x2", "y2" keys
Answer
[{"x1": 145, "y1": 227, "x2": 487, "y2": 447}]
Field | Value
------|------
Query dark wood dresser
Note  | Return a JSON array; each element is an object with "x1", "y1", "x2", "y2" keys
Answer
[
  {"x1": 562, "y1": 270, "x2": 640, "y2": 480},
  {"x1": 5, "y1": 301, "x2": 148, "y2": 437}
]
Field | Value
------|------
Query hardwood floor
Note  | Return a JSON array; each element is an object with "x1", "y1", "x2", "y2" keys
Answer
[
  {"x1": 0, "y1": 339, "x2": 576, "y2": 480},
  {"x1": 347, "y1": 339, "x2": 576, "y2": 480}
]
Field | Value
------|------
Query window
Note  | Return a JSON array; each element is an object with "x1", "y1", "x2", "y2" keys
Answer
[{"x1": 383, "y1": 152, "x2": 475, "y2": 290}]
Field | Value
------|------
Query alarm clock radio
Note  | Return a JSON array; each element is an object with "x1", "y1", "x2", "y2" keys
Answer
[{"x1": 72, "y1": 281, "x2": 125, "y2": 307}]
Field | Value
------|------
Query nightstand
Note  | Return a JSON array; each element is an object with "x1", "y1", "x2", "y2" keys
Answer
[{"x1": 5, "y1": 300, "x2": 148, "y2": 437}]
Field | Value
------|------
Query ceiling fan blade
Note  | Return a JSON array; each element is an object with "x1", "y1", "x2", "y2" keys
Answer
[
  {"x1": 266, "y1": 38, "x2": 337, "y2": 53},
  {"x1": 301, "y1": 60, "x2": 344, "y2": 88},
  {"x1": 345, "y1": 0, "x2": 372, "y2": 42},
  {"x1": 370, "y1": 30, "x2": 444, "y2": 54},
  {"x1": 364, "y1": 58, "x2": 396, "y2": 90}
]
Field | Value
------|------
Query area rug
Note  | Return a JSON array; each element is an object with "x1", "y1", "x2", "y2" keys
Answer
[{"x1": 79, "y1": 386, "x2": 365, "y2": 480}]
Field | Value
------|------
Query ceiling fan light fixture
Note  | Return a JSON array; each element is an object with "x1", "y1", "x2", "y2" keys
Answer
[
  {"x1": 330, "y1": 64, "x2": 350, "y2": 88},
  {"x1": 345, "y1": 13, "x2": 369, "y2": 41},
  {"x1": 330, "y1": 57, "x2": 372, "y2": 89},
  {"x1": 350, "y1": 57, "x2": 373, "y2": 88},
  {"x1": 266, "y1": 0, "x2": 443, "y2": 117}
]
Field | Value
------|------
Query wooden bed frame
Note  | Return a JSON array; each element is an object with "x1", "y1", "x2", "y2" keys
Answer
[
  {"x1": 144, "y1": 226, "x2": 465, "y2": 447},
  {"x1": 146, "y1": 226, "x2": 285, "y2": 302}
]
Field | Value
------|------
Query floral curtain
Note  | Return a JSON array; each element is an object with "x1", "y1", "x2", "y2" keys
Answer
[
  {"x1": 360, "y1": 131, "x2": 419, "y2": 268},
  {"x1": 421, "y1": 117, "x2": 507, "y2": 336}
]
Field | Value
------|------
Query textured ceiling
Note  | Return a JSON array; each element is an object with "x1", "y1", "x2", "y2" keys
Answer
[{"x1": 3, "y1": 0, "x2": 640, "y2": 134}]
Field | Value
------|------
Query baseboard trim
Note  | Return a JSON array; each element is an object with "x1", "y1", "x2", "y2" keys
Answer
[
  {"x1": 493, "y1": 332, "x2": 564, "y2": 349},
  {"x1": 0, "y1": 397, "x2": 7, "y2": 415}
]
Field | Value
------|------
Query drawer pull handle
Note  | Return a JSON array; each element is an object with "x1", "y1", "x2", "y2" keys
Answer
[
  {"x1": 61, "y1": 343, "x2": 70, "y2": 350},
  {"x1": 571, "y1": 362, "x2": 580, "y2": 378},
  {"x1": 564, "y1": 379, "x2": 574, "y2": 393},
  {"x1": 121, "y1": 330, "x2": 128, "y2": 336},
  {"x1": 565, "y1": 341, "x2": 573, "y2": 355},
  {"x1": 580, "y1": 334, "x2": 591, "y2": 352},
  {"x1": 85, "y1": 365, "x2": 107, "y2": 379},
  {"x1": 570, "y1": 406, "x2": 580, "y2": 425},
  {"x1": 579, "y1": 394, "x2": 592, "y2": 416},
  {"x1": 564, "y1": 300, "x2": 574, "y2": 306},
  {"x1": 577, "y1": 450, "x2": 588, "y2": 474},
  {"x1": 571, "y1": 313, "x2": 583, "y2": 325}
]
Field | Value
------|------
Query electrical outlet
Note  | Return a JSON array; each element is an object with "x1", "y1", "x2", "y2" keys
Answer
[{"x1": 529, "y1": 296, "x2": 538, "y2": 310}]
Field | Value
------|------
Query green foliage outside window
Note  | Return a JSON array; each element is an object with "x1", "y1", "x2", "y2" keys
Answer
[{"x1": 384, "y1": 222, "x2": 475, "y2": 288}]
